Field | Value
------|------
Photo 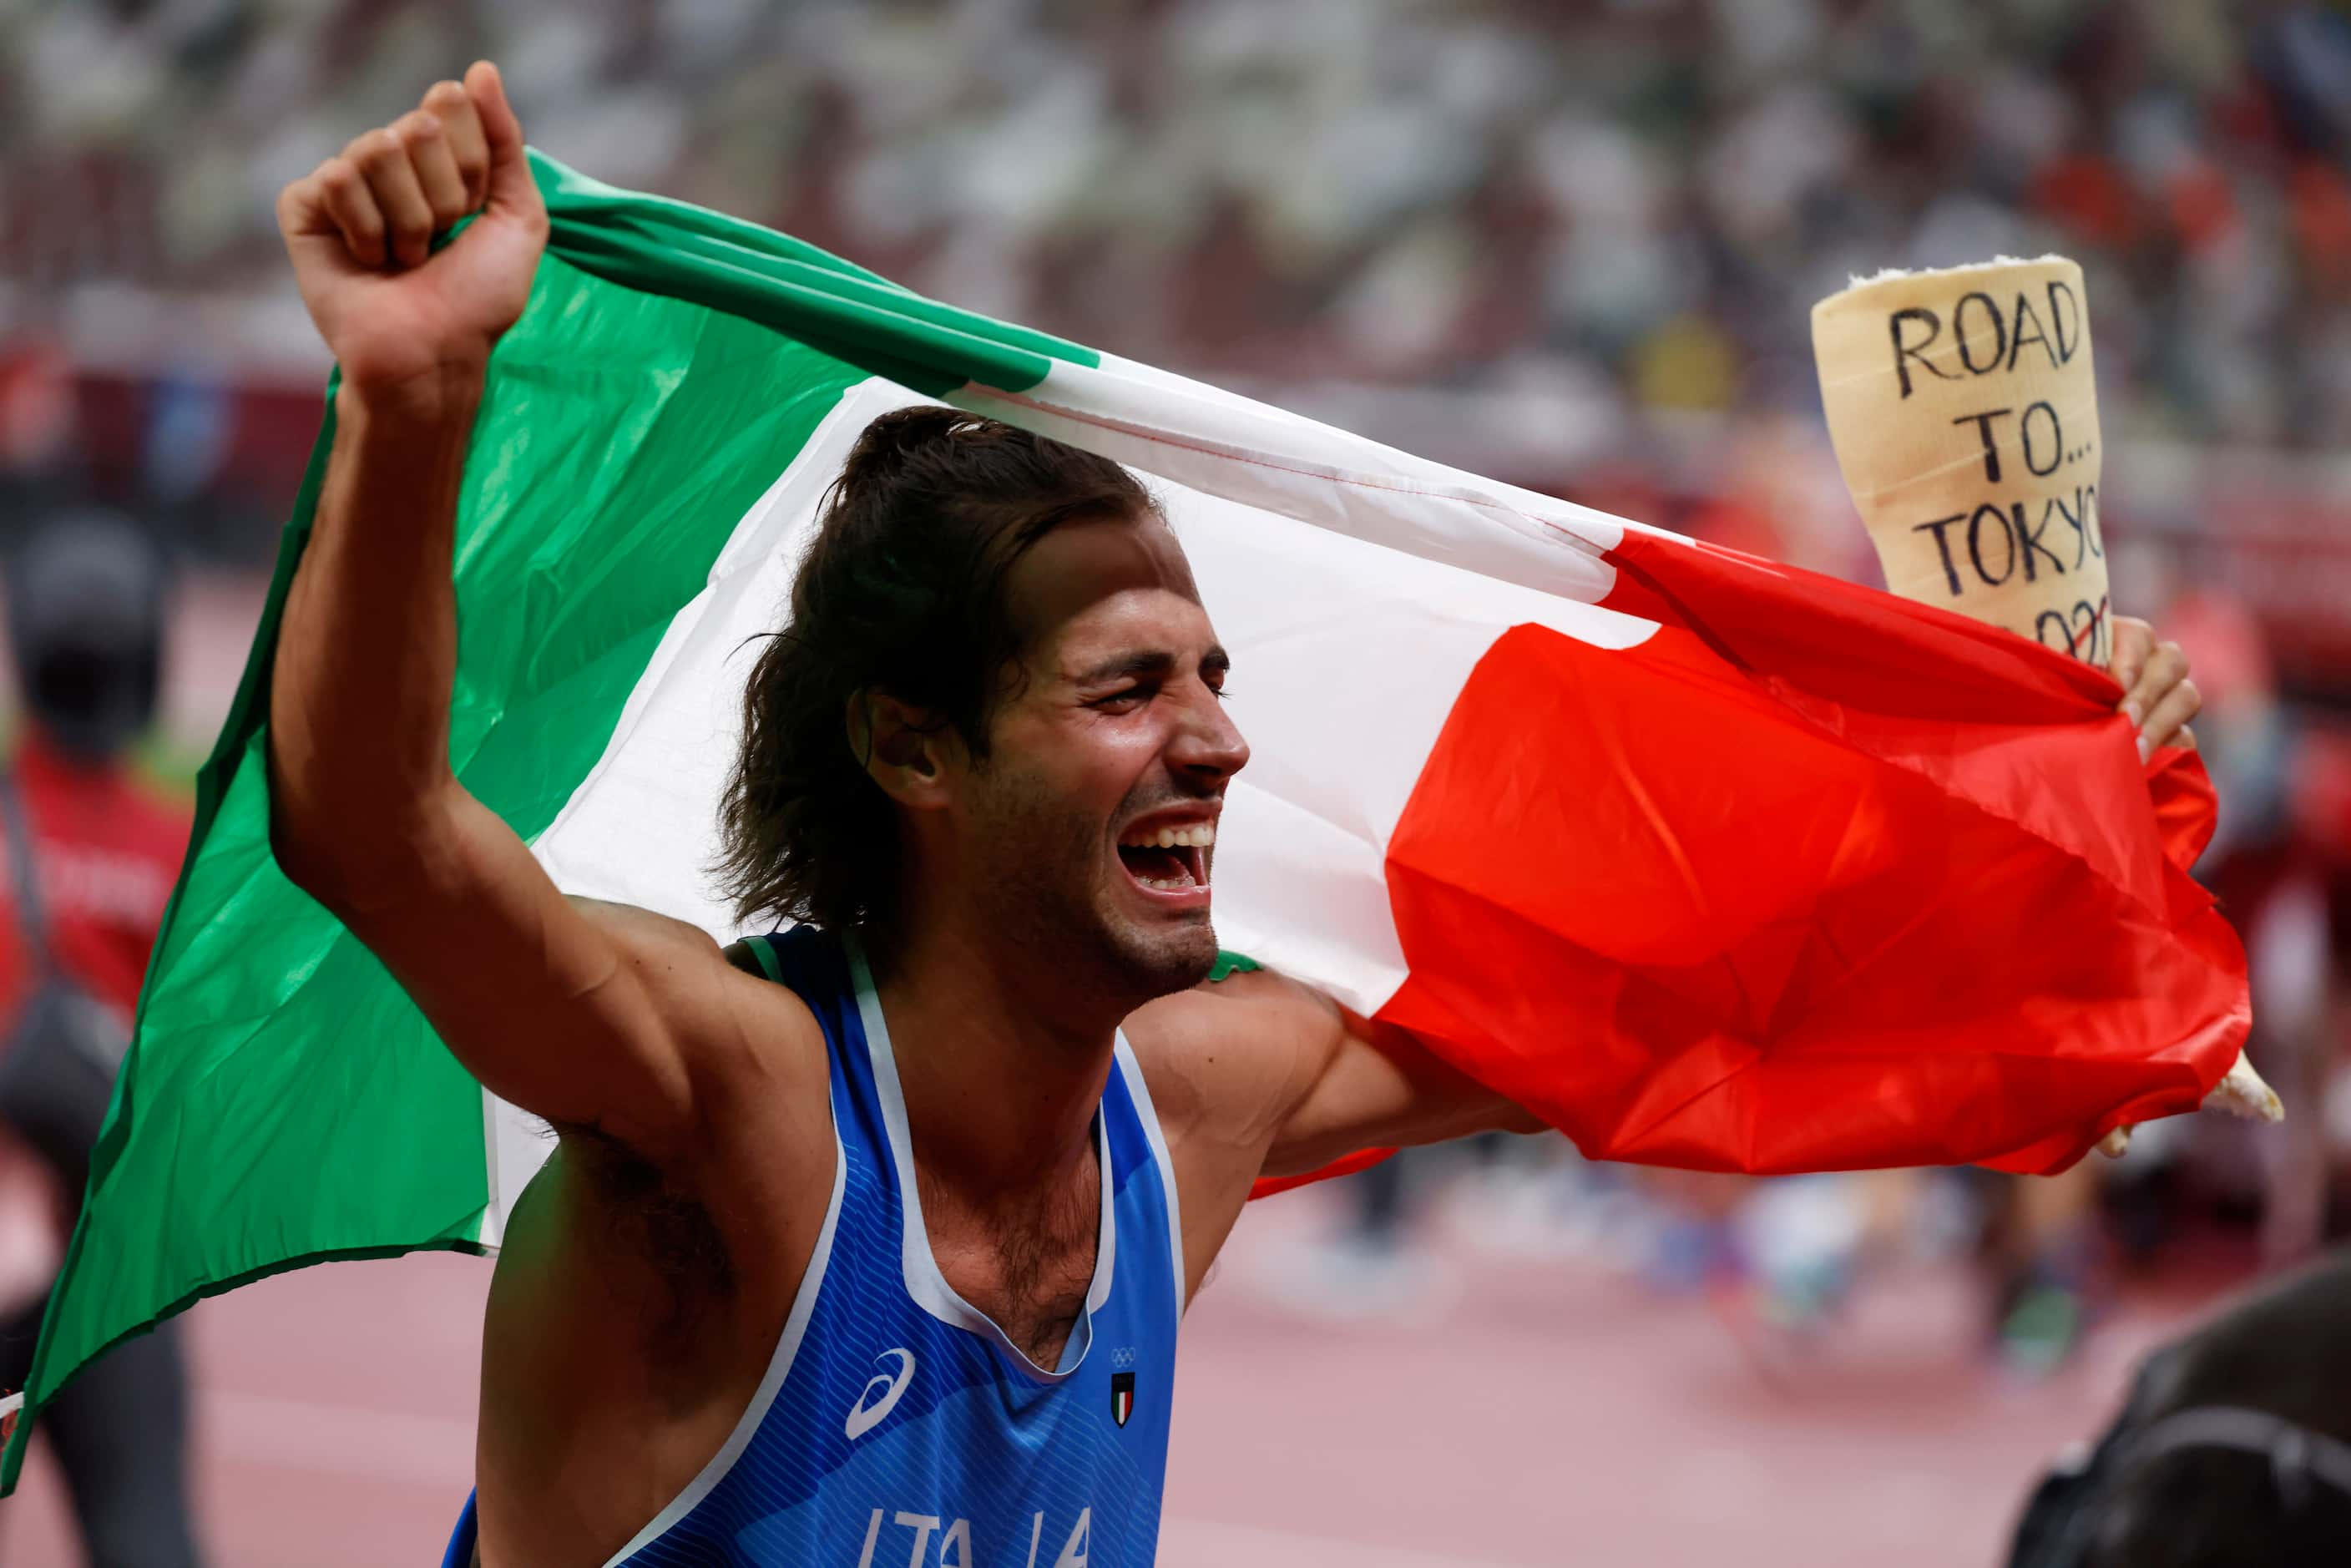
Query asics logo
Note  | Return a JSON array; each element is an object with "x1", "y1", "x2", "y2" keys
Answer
[{"x1": 844, "y1": 1348, "x2": 916, "y2": 1440}]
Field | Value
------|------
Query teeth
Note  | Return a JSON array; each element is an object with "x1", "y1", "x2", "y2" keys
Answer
[{"x1": 1121, "y1": 823, "x2": 1216, "y2": 849}]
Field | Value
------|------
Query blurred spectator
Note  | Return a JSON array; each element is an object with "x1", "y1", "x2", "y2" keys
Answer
[
  {"x1": 2005, "y1": 1247, "x2": 2351, "y2": 1566},
  {"x1": 0, "y1": 513, "x2": 202, "y2": 1567},
  {"x1": 5, "y1": 0, "x2": 2351, "y2": 448}
]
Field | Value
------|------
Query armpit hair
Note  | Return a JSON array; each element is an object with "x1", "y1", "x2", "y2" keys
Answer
[{"x1": 559, "y1": 1122, "x2": 738, "y2": 1367}]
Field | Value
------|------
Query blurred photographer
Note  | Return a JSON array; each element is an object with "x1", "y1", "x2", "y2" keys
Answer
[
  {"x1": 0, "y1": 513, "x2": 201, "y2": 1567},
  {"x1": 2008, "y1": 1249, "x2": 2351, "y2": 1567}
]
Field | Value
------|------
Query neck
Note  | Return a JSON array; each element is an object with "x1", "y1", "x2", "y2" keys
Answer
[{"x1": 863, "y1": 906, "x2": 1118, "y2": 1204}]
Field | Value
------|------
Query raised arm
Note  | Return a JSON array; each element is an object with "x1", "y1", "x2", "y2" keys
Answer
[{"x1": 266, "y1": 65, "x2": 788, "y2": 1165}]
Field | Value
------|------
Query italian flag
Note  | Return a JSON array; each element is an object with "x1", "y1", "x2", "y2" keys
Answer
[{"x1": 3, "y1": 154, "x2": 2247, "y2": 1481}]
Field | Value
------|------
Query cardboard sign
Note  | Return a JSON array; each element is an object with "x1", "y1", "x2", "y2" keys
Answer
[{"x1": 1813, "y1": 257, "x2": 2110, "y2": 663}]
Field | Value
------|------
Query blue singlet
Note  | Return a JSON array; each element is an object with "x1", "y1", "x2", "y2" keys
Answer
[{"x1": 440, "y1": 924, "x2": 1186, "y2": 1566}]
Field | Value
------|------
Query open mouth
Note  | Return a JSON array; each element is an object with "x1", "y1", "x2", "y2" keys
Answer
[{"x1": 1115, "y1": 820, "x2": 1214, "y2": 895}]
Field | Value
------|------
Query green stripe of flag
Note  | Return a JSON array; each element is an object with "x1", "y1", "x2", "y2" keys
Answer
[{"x1": 538, "y1": 154, "x2": 1098, "y2": 396}]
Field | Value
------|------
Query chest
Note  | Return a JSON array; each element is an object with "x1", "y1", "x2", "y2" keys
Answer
[{"x1": 916, "y1": 1159, "x2": 1102, "y2": 1368}]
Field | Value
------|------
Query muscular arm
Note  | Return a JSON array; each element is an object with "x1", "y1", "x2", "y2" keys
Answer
[
  {"x1": 1129, "y1": 618, "x2": 2215, "y2": 1251},
  {"x1": 270, "y1": 374, "x2": 717, "y2": 1155},
  {"x1": 265, "y1": 67, "x2": 807, "y2": 1168}
]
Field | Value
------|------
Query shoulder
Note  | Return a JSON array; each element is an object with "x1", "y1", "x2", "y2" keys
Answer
[
  {"x1": 718, "y1": 930, "x2": 792, "y2": 981},
  {"x1": 567, "y1": 896, "x2": 737, "y2": 989},
  {"x1": 569, "y1": 901, "x2": 830, "y2": 1110},
  {"x1": 1125, "y1": 959, "x2": 1332, "y2": 1055},
  {"x1": 1122, "y1": 959, "x2": 1343, "y2": 1146},
  {"x1": 568, "y1": 898, "x2": 775, "y2": 989}
]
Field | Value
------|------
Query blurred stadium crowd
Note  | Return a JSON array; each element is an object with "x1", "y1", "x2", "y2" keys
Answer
[
  {"x1": 3, "y1": 0, "x2": 2350, "y2": 443},
  {"x1": 2, "y1": 2, "x2": 2348, "y2": 637}
]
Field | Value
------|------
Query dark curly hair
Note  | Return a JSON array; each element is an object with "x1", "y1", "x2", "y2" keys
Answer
[{"x1": 714, "y1": 407, "x2": 1158, "y2": 936}]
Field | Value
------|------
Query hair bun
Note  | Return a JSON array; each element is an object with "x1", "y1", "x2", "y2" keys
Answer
[{"x1": 835, "y1": 406, "x2": 990, "y2": 497}]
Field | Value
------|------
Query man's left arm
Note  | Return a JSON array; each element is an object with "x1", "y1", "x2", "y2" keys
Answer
[
  {"x1": 1134, "y1": 617, "x2": 2214, "y2": 1287},
  {"x1": 1250, "y1": 977, "x2": 1547, "y2": 1182}
]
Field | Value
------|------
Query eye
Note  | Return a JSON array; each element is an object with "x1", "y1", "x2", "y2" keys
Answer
[{"x1": 1090, "y1": 684, "x2": 1154, "y2": 712}]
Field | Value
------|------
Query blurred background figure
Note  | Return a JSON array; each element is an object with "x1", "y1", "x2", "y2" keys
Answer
[
  {"x1": 3, "y1": 2, "x2": 2348, "y2": 1563},
  {"x1": 2005, "y1": 1247, "x2": 2351, "y2": 1566},
  {"x1": 0, "y1": 515, "x2": 203, "y2": 1568}
]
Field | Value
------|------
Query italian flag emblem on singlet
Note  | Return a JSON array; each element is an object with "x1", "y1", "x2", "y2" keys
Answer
[{"x1": 1110, "y1": 1371, "x2": 1135, "y2": 1429}]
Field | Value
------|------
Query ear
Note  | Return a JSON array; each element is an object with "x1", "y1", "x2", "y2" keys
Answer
[{"x1": 848, "y1": 690, "x2": 958, "y2": 811}]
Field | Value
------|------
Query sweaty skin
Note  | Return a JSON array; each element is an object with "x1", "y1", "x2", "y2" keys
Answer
[{"x1": 270, "y1": 66, "x2": 2206, "y2": 1568}]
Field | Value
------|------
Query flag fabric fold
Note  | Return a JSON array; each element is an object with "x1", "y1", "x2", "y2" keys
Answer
[{"x1": 2, "y1": 151, "x2": 2247, "y2": 1485}]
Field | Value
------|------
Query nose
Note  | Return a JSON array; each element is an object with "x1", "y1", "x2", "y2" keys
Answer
[{"x1": 1170, "y1": 681, "x2": 1249, "y2": 785}]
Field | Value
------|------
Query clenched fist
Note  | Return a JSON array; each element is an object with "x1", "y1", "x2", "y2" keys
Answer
[{"x1": 276, "y1": 61, "x2": 547, "y2": 395}]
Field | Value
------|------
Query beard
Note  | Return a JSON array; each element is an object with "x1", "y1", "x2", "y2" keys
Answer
[{"x1": 963, "y1": 762, "x2": 1219, "y2": 1009}]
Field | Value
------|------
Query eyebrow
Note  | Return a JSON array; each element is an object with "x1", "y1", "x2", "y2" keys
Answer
[{"x1": 1075, "y1": 645, "x2": 1230, "y2": 684}]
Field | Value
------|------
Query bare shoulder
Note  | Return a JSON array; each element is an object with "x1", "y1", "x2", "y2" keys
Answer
[
  {"x1": 564, "y1": 895, "x2": 730, "y2": 962},
  {"x1": 564, "y1": 899, "x2": 802, "y2": 1019},
  {"x1": 561, "y1": 900, "x2": 830, "y2": 1145},
  {"x1": 1122, "y1": 966, "x2": 1343, "y2": 1150},
  {"x1": 1120, "y1": 968, "x2": 1348, "y2": 1299},
  {"x1": 534, "y1": 905, "x2": 836, "y2": 1252}
]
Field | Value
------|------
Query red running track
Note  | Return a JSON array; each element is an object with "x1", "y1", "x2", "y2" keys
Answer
[{"x1": 0, "y1": 1183, "x2": 2232, "y2": 1566}]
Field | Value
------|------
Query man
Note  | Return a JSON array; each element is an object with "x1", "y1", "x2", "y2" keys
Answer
[
  {"x1": 2006, "y1": 1249, "x2": 2351, "y2": 1565},
  {"x1": 0, "y1": 515, "x2": 202, "y2": 1566},
  {"x1": 269, "y1": 65, "x2": 2204, "y2": 1566}
]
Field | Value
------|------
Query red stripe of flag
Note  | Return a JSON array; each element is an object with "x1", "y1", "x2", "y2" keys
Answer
[{"x1": 1250, "y1": 530, "x2": 2245, "y2": 1197}]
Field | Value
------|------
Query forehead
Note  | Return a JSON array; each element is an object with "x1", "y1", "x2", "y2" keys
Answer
[{"x1": 1004, "y1": 514, "x2": 1211, "y2": 667}]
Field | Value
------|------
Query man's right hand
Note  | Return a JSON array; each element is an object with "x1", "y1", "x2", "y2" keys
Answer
[{"x1": 275, "y1": 60, "x2": 547, "y2": 395}]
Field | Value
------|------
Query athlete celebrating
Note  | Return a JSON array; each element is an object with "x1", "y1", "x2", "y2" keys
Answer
[{"x1": 267, "y1": 66, "x2": 2205, "y2": 1567}]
